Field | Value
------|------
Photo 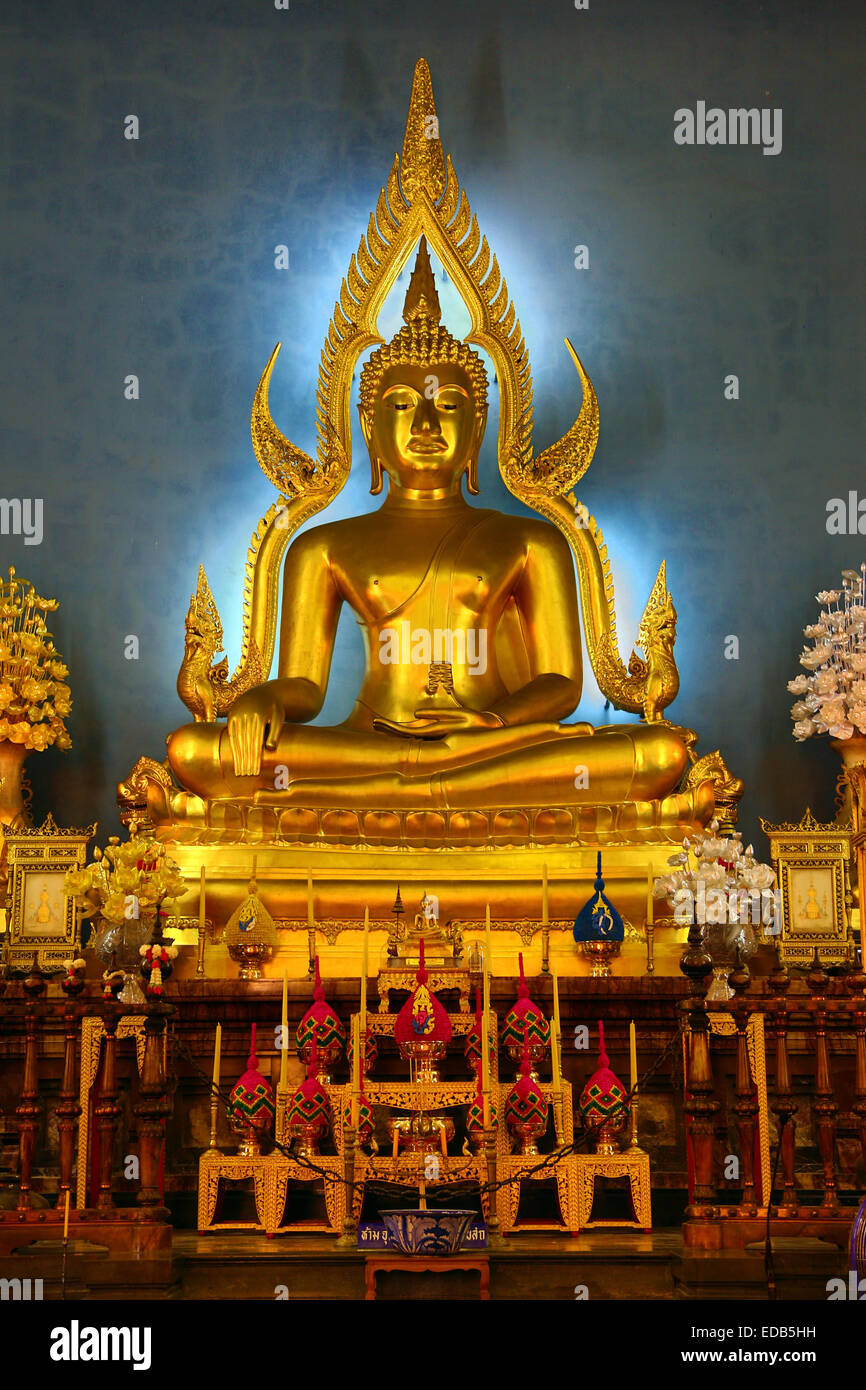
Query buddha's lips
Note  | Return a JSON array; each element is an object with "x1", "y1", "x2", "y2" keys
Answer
[{"x1": 408, "y1": 440, "x2": 447, "y2": 453}]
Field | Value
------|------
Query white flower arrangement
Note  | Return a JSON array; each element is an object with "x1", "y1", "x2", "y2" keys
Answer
[
  {"x1": 788, "y1": 565, "x2": 866, "y2": 741},
  {"x1": 653, "y1": 819, "x2": 776, "y2": 923}
]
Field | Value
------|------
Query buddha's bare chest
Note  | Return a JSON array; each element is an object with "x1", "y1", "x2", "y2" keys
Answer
[{"x1": 332, "y1": 531, "x2": 523, "y2": 626}]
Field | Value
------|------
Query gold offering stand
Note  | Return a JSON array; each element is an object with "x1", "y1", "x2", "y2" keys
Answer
[
  {"x1": 276, "y1": 1006, "x2": 581, "y2": 1238},
  {"x1": 496, "y1": 1078, "x2": 579, "y2": 1234},
  {"x1": 197, "y1": 987, "x2": 585, "y2": 1238},
  {"x1": 263, "y1": 1010, "x2": 490, "y2": 1237}
]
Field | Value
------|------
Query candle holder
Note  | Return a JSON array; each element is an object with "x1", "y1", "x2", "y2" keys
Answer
[
  {"x1": 387, "y1": 1112, "x2": 453, "y2": 1157},
  {"x1": 208, "y1": 1088, "x2": 222, "y2": 1151},
  {"x1": 626, "y1": 1094, "x2": 645, "y2": 1153},
  {"x1": 195, "y1": 922, "x2": 207, "y2": 978}
]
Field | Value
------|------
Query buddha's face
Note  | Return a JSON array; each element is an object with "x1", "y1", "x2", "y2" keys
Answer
[{"x1": 362, "y1": 361, "x2": 485, "y2": 493}]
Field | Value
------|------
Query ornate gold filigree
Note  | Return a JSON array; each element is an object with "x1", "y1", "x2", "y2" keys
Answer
[
  {"x1": 760, "y1": 806, "x2": 852, "y2": 835},
  {"x1": 9, "y1": 811, "x2": 97, "y2": 839}
]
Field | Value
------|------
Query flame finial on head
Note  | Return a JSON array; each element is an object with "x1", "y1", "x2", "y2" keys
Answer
[{"x1": 402, "y1": 236, "x2": 441, "y2": 324}]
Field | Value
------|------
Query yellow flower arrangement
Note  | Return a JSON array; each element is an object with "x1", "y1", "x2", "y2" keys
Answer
[
  {"x1": 0, "y1": 567, "x2": 72, "y2": 752},
  {"x1": 64, "y1": 823, "x2": 186, "y2": 928}
]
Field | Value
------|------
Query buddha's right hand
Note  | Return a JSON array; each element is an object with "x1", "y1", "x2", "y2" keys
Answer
[{"x1": 227, "y1": 683, "x2": 289, "y2": 778}]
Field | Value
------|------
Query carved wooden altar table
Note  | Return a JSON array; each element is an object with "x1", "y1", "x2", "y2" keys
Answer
[
  {"x1": 197, "y1": 1151, "x2": 272, "y2": 1232},
  {"x1": 364, "y1": 1254, "x2": 490, "y2": 1300},
  {"x1": 574, "y1": 1150, "x2": 652, "y2": 1231}
]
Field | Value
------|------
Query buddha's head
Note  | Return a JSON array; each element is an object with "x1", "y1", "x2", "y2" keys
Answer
[{"x1": 359, "y1": 238, "x2": 488, "y2": 496}]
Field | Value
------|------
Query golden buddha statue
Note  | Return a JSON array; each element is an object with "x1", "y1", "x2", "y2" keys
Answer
[
  {"x1": 162, "y1": 236, "x2": 694, "y2": 823},
  {"x1": 120, "y1": 59, "x2": 740, "y2": 962}
]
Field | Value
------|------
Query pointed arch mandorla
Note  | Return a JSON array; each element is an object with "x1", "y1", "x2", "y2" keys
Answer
[{"x1": 225, "y1": 56, "x2": 673, "y2": 713}]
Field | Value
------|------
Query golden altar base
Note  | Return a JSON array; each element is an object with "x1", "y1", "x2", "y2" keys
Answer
[{"x1": 162, "y1": 846, "x2": 690, "y2": 978}]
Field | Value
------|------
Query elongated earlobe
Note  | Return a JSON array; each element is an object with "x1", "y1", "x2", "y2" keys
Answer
[
  {"x1": 358, "y1": 402, "x2": 382, "y2": 494},
  {"x1": 466, "y1": 455, "x2": 480, "y2": 495}
]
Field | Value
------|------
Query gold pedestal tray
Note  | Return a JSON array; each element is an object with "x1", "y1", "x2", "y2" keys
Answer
[{"x1": 378, "y1": 962, "x2": 471, "y2": 1013}]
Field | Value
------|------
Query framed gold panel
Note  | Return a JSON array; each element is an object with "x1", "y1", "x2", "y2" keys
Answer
[
  {"x1": 760, "y1": 809, "x2": 852, "y2": 966},
  {"x1": 2, "y1": 813, "x2": 95, "y2": 972}
]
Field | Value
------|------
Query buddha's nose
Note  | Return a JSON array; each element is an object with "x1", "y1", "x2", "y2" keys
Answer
[{"x1": 412, "y1": 396, "x2": 441, "y2": 435}]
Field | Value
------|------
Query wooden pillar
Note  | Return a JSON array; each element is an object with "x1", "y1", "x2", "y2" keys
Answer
[
  {"x1": 680, "y1": 920, "x2": 719, "y2": 1223},
  {"x1": 483, "y1": 1125, "x2": 505, "y2": 1246},
  {"x1": 134, "y1": 1003, "x2": 171, "y2": 1209},
  {"x1": 336, "y1": 1124, "x2": 358, "y2": 1247},
  {"x1": 94, "y1": 1006, "x2": 121, "y2": 1209},
  {"x1": 16, "y1": 972, "x2": 46, "y2": 1211},
  {"x1": 729, "y1": 953, "x2": 758, "y2": 1215},
  {"x1": 807, "y1": 951, "x2": 841, "y2": 1216},
  {"x1": 767, "y1": 949, "x2": 798, "y2": 1215},
  {"x1": 846, "y1": 957, "x2": 866, "y2": 1182},
  {"x1": 55, "y1": 972, "x2": 85, "y2": 1211}
]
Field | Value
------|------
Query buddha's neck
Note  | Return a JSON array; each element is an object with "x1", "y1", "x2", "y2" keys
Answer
[{"x1": 380, "y1": 482, "x2": 471, "y2": 517}]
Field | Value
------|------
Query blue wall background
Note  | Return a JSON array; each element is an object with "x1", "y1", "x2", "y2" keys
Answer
[{"x1": 2, "y1": 0, "x2": 864, "y2": 849}]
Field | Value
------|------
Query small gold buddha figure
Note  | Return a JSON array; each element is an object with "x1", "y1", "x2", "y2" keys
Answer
[
  {"x1": 163, "y1": 241, "x2": 697, "y2": 824},
  {"x1": 802, "y1": 883, "x2": 822, "y2": 921},
  {"x1": 396, "y1": 891, "x2": 453, "y2": 964},
  {"x1": 31, "y1": 886, "x2": 54, "y2": 926}
]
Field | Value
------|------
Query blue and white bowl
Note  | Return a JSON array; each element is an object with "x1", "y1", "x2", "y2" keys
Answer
[{"x1": 379, "y1": 1208, "x2": 475, "y2": 1256}]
